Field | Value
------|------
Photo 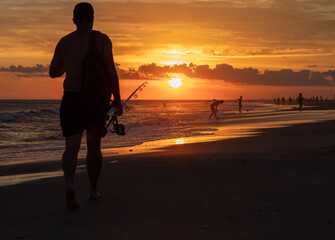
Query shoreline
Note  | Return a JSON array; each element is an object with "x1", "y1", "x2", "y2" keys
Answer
[
  {"x1": 0, "y1": 116, "x2": 334, "y2": 178},
  {"x1": 1, "y1": 102, "x2": 335, "y2": 173},
  {"x1": 1, "y1": 100, "x2": 334, "y2": 167}
]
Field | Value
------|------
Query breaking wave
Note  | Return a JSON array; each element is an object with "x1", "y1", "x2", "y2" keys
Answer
[{"x1": 0, "y1": 108, "x2": 59, "y2": 123}]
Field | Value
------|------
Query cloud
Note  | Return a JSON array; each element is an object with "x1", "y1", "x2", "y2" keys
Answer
[
  {"x1": 16, "y1": 73, "x2": 49, "y2": 78},
  {"x1": 3, "y1": 62, "x2": 335, "y2": 86},
  {"x1": 0, "y1": 64, "x2": 49, "y2": 73},
  {"x1": 1, "y1": 0, "x2": 335, "y2": 67},
  {"x1": 116, "y1": 66, "x2": 146, "y2": 79},
  {"x1": 121, "y1": 62, "x2": 335, "y2": 86}
]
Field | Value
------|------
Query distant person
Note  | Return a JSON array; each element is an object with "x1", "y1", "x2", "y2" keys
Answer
[
  {"x1": 208, "y1": 99, "x2": 224, "y2": 120},
  {"x1": 281, "y1": 97, "x2": 285, "y2": 105},
  {"x1": 236, "y1": 96, "x2": 243, "y2": 113},
  {"x1": 298, "y1": 93, "x2": 303, "y2": 111},
  {"x1": 288, "y1": 97, "x2": 292, "y2": 104},
  {"x1": 50, "y1": 2, "x2": 123, "y2": 209},
  {"x1": 277, "y1": 97, "x2": 280, "y2": 105}
]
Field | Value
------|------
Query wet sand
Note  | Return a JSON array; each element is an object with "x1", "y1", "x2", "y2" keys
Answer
[{"x1": 1, "y1": 119, "x2": 335, "y2": 239}]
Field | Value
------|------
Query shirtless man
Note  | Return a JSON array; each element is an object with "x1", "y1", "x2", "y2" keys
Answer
[
  {"x1": 50, "y1": 2, "x2": 122, "y2": 209},
  {"x1": 236, "y1": 96, "x2": 242, "y2": 113},
  {"x1": 208, "y1": 99, "x2": 224, "y2": 120},
  {"x1": 298, "y1": 93, "x2": 303, "y2": 111}
]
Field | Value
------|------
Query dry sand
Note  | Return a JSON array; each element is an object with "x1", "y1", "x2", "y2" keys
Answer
[{"x1": 1, "y1": 118, "x2": 335, "y2": 239}]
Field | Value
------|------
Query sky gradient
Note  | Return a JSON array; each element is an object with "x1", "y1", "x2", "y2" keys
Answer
[{"x1": 1, "y1": 0, "x2": 335, "y2": 99}]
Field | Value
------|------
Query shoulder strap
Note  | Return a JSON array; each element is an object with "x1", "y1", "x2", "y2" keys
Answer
[
  {"x1": 88, "y1": 30, "x2": 98, "y2": 52},
  {"x1": 82, "y1": 31, "x2": 99, "y2": 91}
]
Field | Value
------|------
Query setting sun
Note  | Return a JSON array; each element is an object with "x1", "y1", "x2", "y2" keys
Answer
[{"x1": 168, "y1": 78, "x2": 183, "y2": 89}]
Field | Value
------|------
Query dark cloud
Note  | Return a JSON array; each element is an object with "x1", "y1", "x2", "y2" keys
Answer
[
  {"x1": 0, "y1": 64, "x2": 49, "y2": 73},
  {"x1": 3, "y1": 62, "x2": 335, "y2": 86},
  {"x1": 116, "y1": 67, "x2": 146, "y2": 79},
  {"x1": 120, "y1": 62, "x2": 335, "y2": 86},
  {"x1": 16, "y1": 73, "x2": 49, "y2": 78}
]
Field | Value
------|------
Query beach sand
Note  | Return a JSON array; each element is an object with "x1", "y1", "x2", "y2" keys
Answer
[{"x1": 1, "y1": 118, "x2": 335, "y2": 239}]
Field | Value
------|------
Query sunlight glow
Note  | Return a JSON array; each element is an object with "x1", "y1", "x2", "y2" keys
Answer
[
  {"x1": 161, "y1": 50, "x2": 186, "y2": 55},
  {"x1": 175, "y1": 139, "x2": 185, "y2": 145},
  {"x1": 168, "y1": 78, "x2": 183, "y2": 89}
]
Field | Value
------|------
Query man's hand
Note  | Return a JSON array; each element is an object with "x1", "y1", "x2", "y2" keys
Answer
[{"x1": 112, "y1": 100, "x2": 123, "y2": 116}]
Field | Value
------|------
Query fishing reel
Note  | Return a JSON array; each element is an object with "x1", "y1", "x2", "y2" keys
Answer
[
  {"x1": 124, "y1": 104, "x2": 131, "y2": 112},
  {"x1": 105, "y1": 81, "x2": 148, "y2": 136},
  {"x1": 109, "y1": 116, "x2": 126, "y2": 135}
]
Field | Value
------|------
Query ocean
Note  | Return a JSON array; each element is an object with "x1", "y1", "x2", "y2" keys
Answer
[{"x1": 1, "y1": 99, "x2": 335, "y2": 166}]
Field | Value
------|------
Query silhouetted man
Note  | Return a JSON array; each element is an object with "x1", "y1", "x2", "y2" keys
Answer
[
  {"x1": 281, "y1": 97, "x2": 286, "y2": 105},
  {"x1": 236, "y1": 96, "x2": 242, "y2": 113},
  {"x1": 298, "y1": 93, "x2": 303, "y2": 111},
  {"x1": 208, "y1": 99, "x2": 224, "y2": 120},
  {"x1": 50, "y1": 2, "x2": 122, "y2": 209}
]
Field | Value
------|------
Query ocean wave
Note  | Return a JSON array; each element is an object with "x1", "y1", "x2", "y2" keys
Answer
[
  {"x1": 40, "y1": 108, "x2": 59, "y2": 114},
  {"x1": 0, "y1": 112, "x2": 25, "y2": 122},
  {"x1": 42, "y1": 135, "x2": 64, "y2": 141},
  {"x1": 0, "y1": 108, "x2": 59, "y2": 123}
]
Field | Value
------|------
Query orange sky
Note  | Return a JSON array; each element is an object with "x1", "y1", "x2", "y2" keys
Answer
[{"x1": 1, "y1": 0, "x2": 335, "y2": 99}]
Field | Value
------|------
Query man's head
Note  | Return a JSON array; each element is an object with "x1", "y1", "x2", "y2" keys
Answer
[{"x1": 73, "y1": 2, "x2": 94, "y2": 27}]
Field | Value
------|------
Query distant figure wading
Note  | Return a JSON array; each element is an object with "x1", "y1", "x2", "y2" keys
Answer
[
  {"x1": 50, "y1": 2, "x2": 123, "y2": 209},
  {"x1": 236, "y1": 96, "x2": 243, "y2": 113},
  {"x1": 208, "y1": 99, "x2": 224, "y2": 120},
  {"x1": 298, "y1": 93, "x2": 303, "y2": 111}
]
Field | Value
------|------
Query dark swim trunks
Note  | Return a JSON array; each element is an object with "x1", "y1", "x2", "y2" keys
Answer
[{"x1": 60, "y1": 92, "x2": 106, "y2": 137}]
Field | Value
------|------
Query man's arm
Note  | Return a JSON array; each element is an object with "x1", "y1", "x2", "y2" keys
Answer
[
  {"x1": 101, "y1": 35, "x2": 123, "y2": 115},
  {"x1": 49, "y1": 41, "x2": 64, "y2": 78}
]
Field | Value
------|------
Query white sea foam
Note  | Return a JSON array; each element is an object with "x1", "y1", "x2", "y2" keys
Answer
[
  {"x1": 0, "y1": 107, "x2": 59, "y2": 123},
  {"x1": 0, "y1": 112, "x2": 25, "y2": 122}
]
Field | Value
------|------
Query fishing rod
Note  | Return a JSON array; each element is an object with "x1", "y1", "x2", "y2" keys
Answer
[{"x1": 105, "y1": 81, "x2": 148, "y2": 135}]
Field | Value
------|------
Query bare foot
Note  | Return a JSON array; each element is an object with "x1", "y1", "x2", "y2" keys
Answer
[
  {"x1": 88, "y1": 191, "x2": 102, "y2": 200},
  {"x1": 66, "y1": 188, "x2": 80, "y2": 209}
]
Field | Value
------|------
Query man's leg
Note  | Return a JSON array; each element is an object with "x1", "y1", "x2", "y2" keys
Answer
[
  {"x1": 62, "y1": 131, "x2": 83, "y2": 208},
  {"x1": 214, "y1": 109, "x2": 220, "y2": 119},
  {"x1": 86, "y1": 132, "x2": 103, "y2": 199}
]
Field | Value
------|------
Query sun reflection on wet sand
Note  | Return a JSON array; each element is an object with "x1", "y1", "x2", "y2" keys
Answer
[
  {"x1": 0, "y1": 166, "x2": 85, "y2": 187},
  {"x1": 103, "y1": 109, "x2": 335, "y2": 157},
  {"x1": 175, "y1": 139, "x2": 185, "y2": 144},
  {"x1": 102, "y1": 127, "x2": 258, "y2": 156}
]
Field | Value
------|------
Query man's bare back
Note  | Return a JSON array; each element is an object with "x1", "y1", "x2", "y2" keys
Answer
[{"x1": 51, "y1": 30, "x2": 116, "y2": 91}]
